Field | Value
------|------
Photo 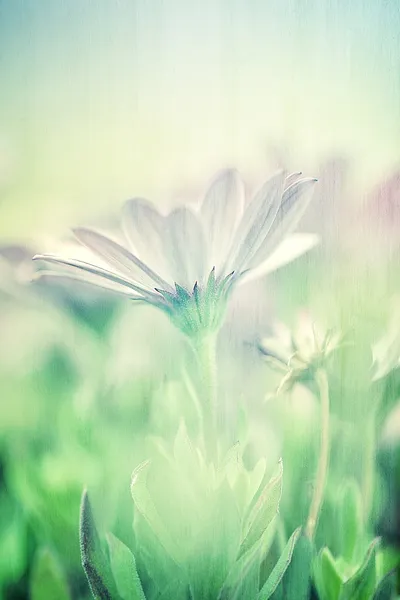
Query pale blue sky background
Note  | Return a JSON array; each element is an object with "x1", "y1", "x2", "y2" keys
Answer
[{"x1": 0, "y1": 0, "x2": 399, "y2": 238}]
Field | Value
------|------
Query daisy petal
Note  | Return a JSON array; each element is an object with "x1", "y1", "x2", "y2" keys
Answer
[
  {"x1": 248, "y1": 177, "x2": 317, "y2": 269},
  {"x1": 73, "y1": 227, "x2": 173, "y2": 291},
  {"x1": 225, "y1": 171, "x2": 286, "y2": 274},
  {"x1": 200, "y1": 169, "x2": 245, "y2": 271},
  {"x1": 33, "y1": 269, "x2": 137, "y2": 298},
  {"x1": 164, "y1": 207, "x2": 206, "y2": 289},
  {"x1": 32, "y1": 254, "x2": 161, "y2": 302},
  {"x1": 285, "y1": 172, "x2": 303, "y2": 188},
  {"x1": 239, "y1": 233, "x2": 319, "y2": 284},
  {"x1": 122, "y1": 199, "x2": 172, "y2": 283}
]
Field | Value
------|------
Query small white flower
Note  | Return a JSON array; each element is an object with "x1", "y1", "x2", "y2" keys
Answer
[
  {"x1": 259, "y1": 312, "x2": 344, "y2": 392},
  {"x1": 33, "y1": 169, "x2": 318, "y2": 338}
]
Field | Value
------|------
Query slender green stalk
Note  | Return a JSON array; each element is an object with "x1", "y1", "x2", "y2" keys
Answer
[
  {"x1": 306, "y1": 368, "x2": 330, "y2": 540},
  {"x1": 192, "y1": 333, "x2": 218, "y2": 461}
]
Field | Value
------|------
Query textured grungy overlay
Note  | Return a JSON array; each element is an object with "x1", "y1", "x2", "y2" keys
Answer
[{"x1": 0, "y1": 0, "x2": 399, "y2": 239}]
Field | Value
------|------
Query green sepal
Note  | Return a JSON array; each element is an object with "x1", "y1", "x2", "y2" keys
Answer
[
  {"x1": 106, "y1": 533, "x2": 146, "y2": 600},
  {"x1": 80, "y1": 490, "x2": 121, "y2": 600},
  {"x1": 30, "y1": 547, "x2": 71, "y2": 600},
  {"x1": 205, "y1": 266, "x2": 216, "y2": 297},
  {"x1": 203, "y1": 267, "x2": 216, "y2": 326},
  {"x1": 174, "y1": 283, "x2": 191, "y2": 303}
]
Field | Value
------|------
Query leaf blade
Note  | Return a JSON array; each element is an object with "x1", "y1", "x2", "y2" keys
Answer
[
  {"x1": 339, "y1": 538, "x2": 379, "y2": 600},
  {"x1": 79, "y1": 490, "x2": 120, "y2": 600},
  {"x1": 106, "y1": 533, "x2": 146, "y2": 600},
  {"x1": 257, "y1": 527, "x2": 301, "y2": 600}
]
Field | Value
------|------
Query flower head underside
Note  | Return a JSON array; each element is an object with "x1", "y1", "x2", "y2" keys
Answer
[{"x1": 33, "y1": 169, "x2": 318, "y2": 338}]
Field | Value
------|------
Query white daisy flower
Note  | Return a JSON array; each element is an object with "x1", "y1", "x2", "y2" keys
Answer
[
  {"x1": 33, "y1": 169, "x2": 318, "y2": 338},
  {"x1": 259, "y1": 312, "x2": 344, "y2": 392}
]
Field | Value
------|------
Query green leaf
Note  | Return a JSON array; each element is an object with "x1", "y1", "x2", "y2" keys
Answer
[
  {"x1": 187, "y1": 478, "x2": 242, "y2": 600},
  {"x1": 30, "y1": 548, "x2": 71, "y2": 600},
  {"x1": 0, "y1": 492, "x2": 27, "y2": 584},
  {"x1": 106, "y1": 533, "x2": 146, "y2": 600},
  {"x1": 157, "y1": 580, "x2": 189, "y2": 600},
  {"x1": 133, "y1": 513, "x2": 182, "y2": 595},
  {"x1": 339, "y1": 538, "x2": 379, "y2": 600},
  {"x1": 313, "y1": 548, "x2": 343, "y2": 600},
  {"x1": 130, "y1": 461, "x2": 181, "y2": 564},
  {"x1": 373, "y1": 570, "x2": 396, "y2": 600},
  {"x1": 219, "y1": 517, "x2": 277, "y2": 600},
  {"x1": 257, "y1": 527, "x2": 301, "y2": 600},
  {"x1": 339, "y1": 480, "x2": 363, "y2": 564},
  {"x1": 173, "y1": 420, "x2": 198, "y2": 477},
  {"x1": 80, "y1": 490, "x2": 120, "y2": 600},
  {"x1": 278, "y1": 533, "x2": 314, "y2": 600},
  {"x1": 241, "y1": 459, "x2": 283, "y2": 556}
]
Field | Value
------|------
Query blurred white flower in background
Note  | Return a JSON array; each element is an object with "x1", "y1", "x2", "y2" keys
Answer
[
  {"x1": 34, "y1": 168, "x2": 318, "y2": 338},
  {"x1": 260, "y1": 310, "x2": 343, "y2": 392}
]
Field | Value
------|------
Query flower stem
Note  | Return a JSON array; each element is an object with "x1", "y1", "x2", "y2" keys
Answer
[
  {"x1": 193, "y1": 333, "x2": 218, "y2": 461},
  {"x1": 306, "y1": 368, "x2": 330, "y2": 540}
]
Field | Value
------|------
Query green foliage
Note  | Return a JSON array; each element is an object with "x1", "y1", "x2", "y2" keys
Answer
[
  {"x1": 106, "y1": 533, "x2": 146, "y2": 600},
  {"x1": 372, "y1": 570, "x2": 397, "y2": 600},
  {"x1": 314, "y1": 548, "x2": 343, "y2": 600},
  {"x1": 272, "y1": 533, "x2": 314, "y2": 600},
  {"x1": 313, "y1": 537, "x2": 396, "y2": 600},
  {"x1": 339, "y1": 538, "x2": 379, "y2": 600},
  {"x1": 338, "y1": 480, "x2": 364, "y2": 564},
  {"x1": 77, "y1": 427, "x2": 316, "y2": 600},
  {"x1": 240, "y1": 459, "x2": 283, "y2": 556},
  {"x1": 30, "y1": 547, "x2": 71, "y2": 600},
  {"x1": 312, "y1": 479, "x2": 399, "y2": 599},
  {"x1": 80, "y1": 491, "x2": 121, "y2": 600},
  {"x1": 257, "y1": 527, "x2": 301, "y2": 599},
  {"x1": 0, "y1": 490, "x2": 27, "y2": 590}
]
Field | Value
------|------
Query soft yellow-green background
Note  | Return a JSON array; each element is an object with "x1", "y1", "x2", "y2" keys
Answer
[{"x1": 0, "y1": 0, "x2": 399, "y2": 240}]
